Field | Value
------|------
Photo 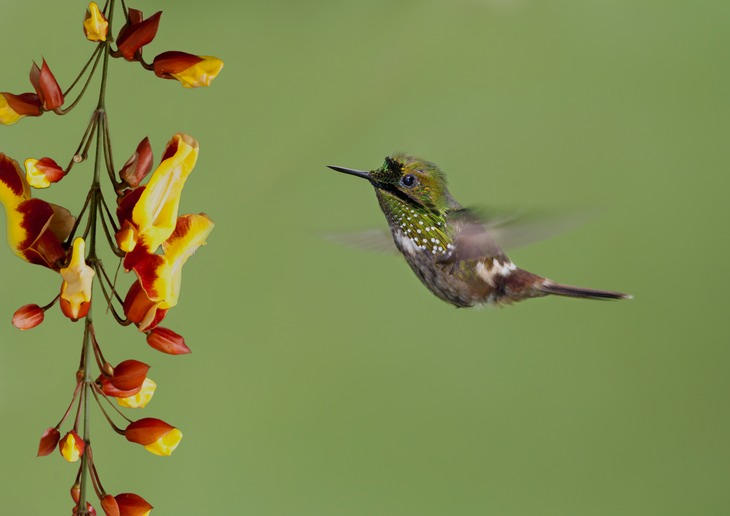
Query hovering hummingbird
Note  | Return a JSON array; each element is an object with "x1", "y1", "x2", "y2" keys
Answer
[{"x1": 328, "y1": 153, "x2": 631, "y2": 307}]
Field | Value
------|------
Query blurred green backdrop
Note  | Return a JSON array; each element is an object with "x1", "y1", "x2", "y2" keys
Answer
[{"x1": 1, "y1": 0, "x2": 729, "y2": 514}]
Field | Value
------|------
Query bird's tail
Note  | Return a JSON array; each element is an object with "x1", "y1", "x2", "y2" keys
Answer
[{"x1": 538, "y1": 280, "x2": 632, "y2": 300}]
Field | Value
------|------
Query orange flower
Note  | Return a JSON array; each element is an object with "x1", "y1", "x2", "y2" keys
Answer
[{"x1": 153, "y1": 51, "x2": 224, "y2": 88}]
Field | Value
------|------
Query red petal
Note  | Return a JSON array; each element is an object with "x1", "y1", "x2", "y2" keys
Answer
[
  {"x1": 119, "y1": 137, "x2": 153, "y2": 187},
  {"x1": 117, "y1": 186, "x2": 145, "y2": 226},
  {"x1": 125, "y1": 418, "x2": 174, "y2": 445},
  {"x1": 15, "y1": 198, "x2": 66, "y2": 269},
  {"x1": 37, "y1": 427, "x2": 60, "y2": 456},
  {"x1": 146, "y1": 327, "x2": 191, "y2": 355},
  {"x1": 1, "y1": 92, "x2": 42, "y2": 116},
  {"x1": 100, "y1": 494, "x2": 120, "y2": 516},
  {"x1": 116, "y1": 11, "x2": 162, "y2": 61},
  {"x1": 115, "y1": 493, "x2": 153, "y2": 515},
  {"x1": 98, "y1": 375, "x2": 142, "y2": 398},
  {"x1": 29, "y1": 60, "x2": 64, "y2": 110},
  {"x1": 152, "y1": 51, "x2": 203, "y2": 79},
  {"x1": 110, "y1": 359, "x2": 150, "y2": 391}
]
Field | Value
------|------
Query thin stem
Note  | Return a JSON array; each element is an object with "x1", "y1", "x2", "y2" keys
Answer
[
  {"x1": 56, "y1": 46, "x2": 104, "y2": 116},
  {"x1": 62, "y1": 45, "x2": 103, "y2": 97},
  {"x1": 90, "y1": 382, "x2": 130, "y2": 430},
  {"x1": 55, "y1": 381, "x2": 83, "y2": 429}
]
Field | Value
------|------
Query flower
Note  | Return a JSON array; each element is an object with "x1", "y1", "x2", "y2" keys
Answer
[
  {"x1": 29, "y1": 59, "x2": 64, "y2": 110},
  {"x1": 146, "y1": 327, "x2": 191, "y2": 355},
  {"x1": 0, "y1": 153, "x2": 71, "y2": 269},
  {"x1": 25, "y1": 157, "x2": 64, "y2": 188},
  {"x1": 12, "y1": 303, "x2": 45, "y2": 330},
  {"x1": 0, "y1": 92, "x2": 41, "y2": 125},
  {"x1": 117, "y1": 377, "x2": 156, "y2": 409},
  {"x1": 60, "y1": 238, "x2": 95, "y2": 321},
  {"x1": 122, "y1": 279, "x2": 167, "y2": 331},
  {"x1": 102, "y1": 492, "x2": 153, "y2": 516},
  {"x1": 152, "y1": 52, "x2": 224, "y2": 88},
  {"x1": 60, "y1": 430, "x2": 85, "y2": 462},
  {"x1": 116, "y1": 9, "x2": 162, "y2": 61},
  {"x1": 37, "y1": 427, "x2": 61, "y2": 456},
  {"x1": 129, "y1": 133, "x2": 199, "y2": 252},
  {"x1": 125, "y1": 418, "x2": 182, "y2": 456},
  {"x1": 83, "y1": 2, "x2": 108, "y2": 42}
]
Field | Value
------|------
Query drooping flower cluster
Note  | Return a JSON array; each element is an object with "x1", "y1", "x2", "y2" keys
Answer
[{"x1": 0, "y1": 1, "x2": 221, "y2": 514}]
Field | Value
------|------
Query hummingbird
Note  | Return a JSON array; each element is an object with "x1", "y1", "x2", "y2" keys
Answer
[{"x1": 328, "y1": 153, "x2": 631, "y2": 307}]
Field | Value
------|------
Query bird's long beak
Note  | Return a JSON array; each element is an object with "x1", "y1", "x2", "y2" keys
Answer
[{"x1": 327, "y1": 165, "x2": 371, "y2": 181}]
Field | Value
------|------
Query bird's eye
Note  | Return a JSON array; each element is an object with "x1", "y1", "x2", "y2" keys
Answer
[{"x1": 402, "y1": 174, "x2": 416, "y2": 187}]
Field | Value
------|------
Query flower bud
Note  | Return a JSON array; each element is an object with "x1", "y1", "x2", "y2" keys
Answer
[
  {"x1": 146, "y1": 327, "x2": 191, "y2": 355},
  {"x1": 60, "y1": 430, "x2": 85, "y2": 462},
  {"x1": 110, "y1": 359, "x2": 150, "y2": 392},
  {"x1": 119, "y1": 137, "x2": 153, "y2": 187},
  {"x1": 73, "y1": 502, "x2": 97, "y2": 516},
  {"x1": 70, "y1": 482, "x2": 81, "y2": 503},
  {"x1": 125, "y1": 418, "x2": 182, "y2": 456},
  {"x1": 12, "y1": 303, "x2": 45, "y2": 330},
  {"x1": 153, "y1": 52, "x2": 224, "y2": 88},
  {"x1": 116, "y1": 378, "x2": 156, "y2": 409},
  {"x1": 25, "y1": 157, "x2": 64, "y2": 188},
  {"x1": 0, "y1": 92, "x2": 41, "y2": 125},
  {"x1": 84, "y1": 2, "x2": 109, "y2": 42},
  {"x1": 114, "y1": 492, "x2": 153, "y2": 516},
  {"x1": 37, "y1": 426, "x2": 60, "y2": 456},
  {"x1": 29, "y1": 60, "x2": 63, "y2": 110}
]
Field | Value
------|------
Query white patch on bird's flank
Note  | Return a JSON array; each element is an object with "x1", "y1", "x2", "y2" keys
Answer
[
  {"x1": 476, "y1": 260, "x2": 517, "y2": 286},
  {"x1": 394, "y1": 231, "x2": 419, "y2": 255}
]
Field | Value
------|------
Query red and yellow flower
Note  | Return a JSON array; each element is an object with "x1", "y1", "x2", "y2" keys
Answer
[
  {"x1": 60, "y1": 430, "x2": 85, "y2": 463},
  {"x1": 60, "y1": 238, "x2": 95, "y2": 321},
  {"x1": 25, "y1": 157, "x2": 65, "y2": 189},
  {"x1": 0, "y1": 92, "x2": 42, "y2": 125},
  {"x1": 153, "y1": 51, "x2": 224, "y2": 88},
  {"x1": 125, "y1": 418, "x2": 182, "y2": 456},
  {"x1": 0, "y1": 153, "x2": 72, "y2": 269}
]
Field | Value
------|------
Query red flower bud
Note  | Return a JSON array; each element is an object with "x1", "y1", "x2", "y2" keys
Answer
[
  {"x1": 73, "y1": 502, "x2": 97, "y2": 516},
  {"x1": 114, "y1": 492, "x2": 153, "y2": 516},
  {"x1": 12, "y1": 303, "x2": 45, "y2": 330},
  {"x1": 70, "y1": 483, "x2": 81, "y2": 504},
  {"x1": 116, "y1": 10, "x2": 162, "y2": 61},
  {"x1": 29, "y1": 59, "x2": 64, "y2": 110},
  {"x1": 98, "y1": 375, "x2": 142, "y2": 398},
  {"x1": 37, "y1": 426, "x2": 60, "y2": 456},
  {"x1": 119, "y1": 137, "x2": 153, "y2": 187},
  {"x1": 146, "y1": 327, "x2": 191, "y2": 355},
  {"x1": 110, "y1": 359, "x2": 150, "y2": 392}
]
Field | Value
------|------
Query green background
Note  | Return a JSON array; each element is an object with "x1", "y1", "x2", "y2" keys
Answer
[{"x1": 1, "y1": 0, "x2": 728, "y2": 514}]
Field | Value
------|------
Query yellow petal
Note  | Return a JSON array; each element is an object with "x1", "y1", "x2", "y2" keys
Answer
[
  {"x1": 0, "y1": 95, "x2": 23, "y2": 125},
  {"x1": 117, "y1": 378, "x2": 157, "y2": 408},
  {"x1": 143, "y1": 427, "x2": 182, "y2": 456},
  {"x1": 172, "y1": 56, "x2": 224, "y2": 88},
  {"x1": 132, "y1": 133, "x2": 199, "y2": 251}
]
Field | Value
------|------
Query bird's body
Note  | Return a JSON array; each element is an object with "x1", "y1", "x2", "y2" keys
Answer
[{"x1": 330, "y1": 153, "x2": 630, "y2": 306}]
